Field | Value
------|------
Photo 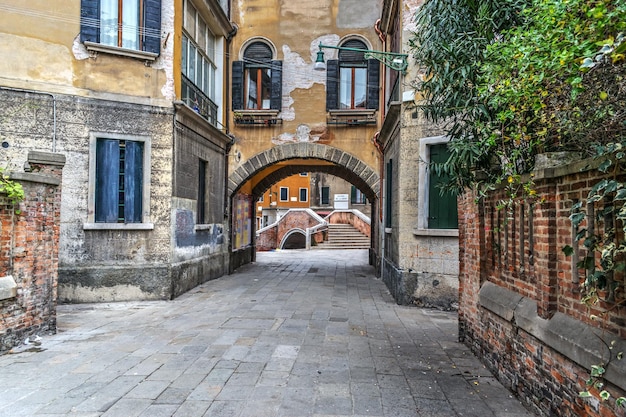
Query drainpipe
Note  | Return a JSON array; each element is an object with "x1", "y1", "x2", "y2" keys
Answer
[
  {"x1": 373, "y1": 131, "x2": 385, "y2": 277},
  {"x1": 0, "y1": 87, "x2": 57, "y2": 153}
]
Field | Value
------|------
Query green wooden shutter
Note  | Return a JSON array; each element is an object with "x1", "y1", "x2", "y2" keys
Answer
[{"x1": 428, "y1": 144, "x2": 458, "y2": 229}]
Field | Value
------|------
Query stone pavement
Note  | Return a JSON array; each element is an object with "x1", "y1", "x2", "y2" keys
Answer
[{"x1": 0, "y1": 249, "x2": 535, "y2": 417}]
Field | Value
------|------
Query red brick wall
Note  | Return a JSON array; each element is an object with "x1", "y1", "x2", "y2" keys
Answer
[
  {"x1": 256, "y1": 210, "x2": 323, "y2": 250},
  {"x1": 327, "y1": 211, "x2": 371, "y2": 237},
  {"x1": 459, "y1": 159, "x2": 626, "y2": 417},
  {"x1": 0, "y1": 152, "x2": 64, "y2": 353}
]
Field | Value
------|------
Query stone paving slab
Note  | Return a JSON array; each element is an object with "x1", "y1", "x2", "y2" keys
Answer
[{"x1": 0, "y1": 249, "x2": 536, "y2": 417}]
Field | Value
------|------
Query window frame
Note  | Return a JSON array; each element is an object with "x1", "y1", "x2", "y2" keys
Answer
[
  {"x1": 325, "y1": 37, "x2": 379, "y2": 112},
  {"x1": 279, "y1": 187, "x2": 289, "y2": 202},
  {"x1": 232, "y1": 39, "x2": 282, "y2": 112},
  {"x1": 415, "y1": 136, "x2": 459, "y2": 236},
  {"x1": 85, "y1": 132, "x2": 153, "y2": 230},
  {"x1": 80, "y1": 0, "x2": 161, "y2": 61},
  {"x1": 299, "y1": 188, "x2": 308, "y2": 203},
  {"x1": 321, "y1": 186, "x2": 330, "y2": 205}
]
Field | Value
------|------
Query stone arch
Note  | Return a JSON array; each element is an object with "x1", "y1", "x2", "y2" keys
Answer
[
  {"x1": 280, "y1": 228, "x2": 307, "y2": 250},
  {"x1": 228, "y1": 143, "x2": 379, "y2": 202}
]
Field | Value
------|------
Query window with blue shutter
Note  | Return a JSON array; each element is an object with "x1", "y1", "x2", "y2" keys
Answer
[
  {"x1": 80, "y1": 0, "x2": 161, "y2": 55},
  {"x1": 95, "y1": 138, "x2": 144, "y2": 223}
]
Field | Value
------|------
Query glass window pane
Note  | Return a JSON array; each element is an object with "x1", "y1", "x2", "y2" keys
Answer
[
  {"x1": 246, "y1": 69, "x2": 259, "y2": 109},
  {"x1": 260, "y1": 68, "x2": 271, "y2": 109},
  {"x1": 198, "y1": 20, "x2": 207, "y2": 54},
  {"x1": 206, "y1": 31, "x2": 215, "y2": 62},
  {"x1": 121, "y1": 0, "x2": 139, "y2": 49},
  {"x1": 354, "y1": 68, "x2": 367, "y2": 108},
  {"x1": 182, "y1": 36, "x2": 188, "y2": 76},
  {"x1": 184, "y1": 0, "x2": 195, "y2": 37},
  {"x1": 339, "y1": 67, "x2": 352, "y2": 109},
  {"x1": 189, "y1": 47, "x2": 196, "y2": 84},
  {"x1": 100, "y1": 0, "x2": 119, "y2": 47}
]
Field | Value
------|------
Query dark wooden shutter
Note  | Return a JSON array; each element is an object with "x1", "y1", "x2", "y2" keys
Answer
[
  {"x1": 270, "y1": 60, "x2": 282, "y2": 111},
  {"x1": 366, "y1": 59, "x2": 380, "y2": 110},
  {"x1": 428, "y1": 144, "x2": 458, "y2": 229},
  {"x1": 80, "y1": 0, "x2": 100, "y2": 43},
  {"x1": 326, "y1": 59, "x2": 339, "y2": 111},
  {"x1": 95, "y1": 139, "x2": 120, "y2": 223},
  {"x1": 124, "y1": 141, "x2": 143, "y2": 223},
  {"x1": 143, "y1": 0, "x2": 162, "y2": 54},
  {"x1": 232, "y1": 61, "x2": 244, "y2": 110},
  {"x1": 351, "y1": 185, "x2": 357, "y2": 204}
]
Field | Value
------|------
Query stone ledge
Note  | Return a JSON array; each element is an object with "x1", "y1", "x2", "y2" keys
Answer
[
  {"x1": 0, "y1": 276, "x2": 17, "y2": 300},
  {"x1": 479, "y1": 281, "x2": 626, "y2": 391},
  {"x1": 27, "y1": 151, "x2": 66, "y2": 167}
]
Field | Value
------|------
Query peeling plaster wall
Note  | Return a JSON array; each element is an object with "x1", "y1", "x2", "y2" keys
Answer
[{"x1": 229, "y1": 0, "x2": 382, "y2": 178}]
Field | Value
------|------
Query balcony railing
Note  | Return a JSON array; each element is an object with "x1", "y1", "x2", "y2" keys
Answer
[{"x1": 182, "y1": 75, "x2": 218, "y2": 127}]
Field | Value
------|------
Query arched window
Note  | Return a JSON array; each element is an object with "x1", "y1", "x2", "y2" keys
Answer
[
  {"x1": 326, "y1": 39, "x2": 379, "y2": 111},
  {"x1": 232, "y1": 41, "x2": 282, "y2": 111}
]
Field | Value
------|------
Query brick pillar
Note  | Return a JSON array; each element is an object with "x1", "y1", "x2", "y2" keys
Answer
[
  {"x1": 533, "y1": 182, "x2": 558, "y2": 319},
  {"x1": 458, "y1": 189, "x2": 485, "y2": 342},
  {"x1": 0, "y1": 151, "x2": 65, "y2": 352}
]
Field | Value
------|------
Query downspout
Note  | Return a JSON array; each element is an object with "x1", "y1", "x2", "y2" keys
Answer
[
  {"x1": 0, "y1": 87, "x2": 57, "y2": 153},
  {"x1": 373, "y1": 131, "x2": 385, "y2": 276}
]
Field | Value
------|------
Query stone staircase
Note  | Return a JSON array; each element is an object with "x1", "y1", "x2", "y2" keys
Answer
[{"x1": 314, "y1": 223, "x2": 370, "y2": 250}]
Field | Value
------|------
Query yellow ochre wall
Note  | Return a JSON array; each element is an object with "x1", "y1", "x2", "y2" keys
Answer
[{"x1": 228, "y1": 0, "x2": 384, "y2": 178}]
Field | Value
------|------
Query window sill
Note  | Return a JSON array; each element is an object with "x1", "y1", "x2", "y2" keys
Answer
[
  {"x1": 234, "y1": 110, "x2": 282, "y2": 126},
  {"x1": 84, "y1": 41, "x2": 158, "y2": 62},
  {"x1": 195, "y1": 224, "x2": 212, "y2": 231},
  {"x1": 413, "y1": 228, "x2": 459, "y2": 237},
  {"x1": 327, "y1": 109, "x2": 377, "y2": 126},
  {"x1": 84, "y1": 223, "x2": 155, "y2": 231}
]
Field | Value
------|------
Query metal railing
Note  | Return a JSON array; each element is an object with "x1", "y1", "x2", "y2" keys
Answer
[{"x1": 182, "y1": 75, "x2": 218, "y2": 127}]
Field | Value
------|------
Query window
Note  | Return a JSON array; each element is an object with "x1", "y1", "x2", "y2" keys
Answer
[
  {"x1": 299, "y1": 188, "x2": 308, "y2": 202},
  {"x1": 427, "y1": 144, "x2": 458, "y2": 229},
  {"x1": 279, "y1": 187, "x2": 289, "y2": 202},
  {"x1": 326, "y1": 39, "x2": 379, "y2": 111},
  {"x1": 321, "y1": 186, "x2": 330, "y2": 205},
  {"x1": 351, "y1": 185, "x2": 366, "y2": 204},
  {"x1": 417, "y1": 137, "x2": 459, "y2": 233},
  {"x1": 94, "y1": 138, "x2": 144, "y2": 222},
  {"x1": 258, "y1": 194, "x2": 264, "y2": 203},
  {"x1": 80, "y1": 0, "x2": 161, "y2": 55},
  {"x1": 182, "y1": 0, "x2": 218, "y2": 125},
  {"x1": 299, "y1": 172, "x2": 308, "y2": 177},
  {"x1": 86, "y1": 133, "x2": 152, "y2": 229},
  {"x1": 197, "y1": 159, "x2": 207, "y2": 224},
  {"x1": 232, "y1": 41, "x2": 282, "y2": 111}
]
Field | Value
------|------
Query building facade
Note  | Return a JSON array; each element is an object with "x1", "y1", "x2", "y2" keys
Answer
[
  {"x1": 0, "y1": 0, "x2": 235, "y2": 301},
  {"x1": 226, "y1": 0, "x2": 384, "y2": 268},
  {"x1": 376, "y1": 0, "x2": 459, "y2": 309}
]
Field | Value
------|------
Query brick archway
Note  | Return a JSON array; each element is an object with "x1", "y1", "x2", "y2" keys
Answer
[{"x1": 228, "y1": 143, "x2": 380, "y2": 201}]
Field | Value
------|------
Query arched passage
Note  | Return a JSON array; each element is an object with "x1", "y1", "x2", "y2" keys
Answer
[
  {"x1": 228, "y1": 143, "x2": 379, "y2": 200},
  {"x1": 227, "y1": 143, "x2": 380, "y2": 270}
]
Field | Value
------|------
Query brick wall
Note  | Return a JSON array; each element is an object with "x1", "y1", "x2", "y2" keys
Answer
[
  {"x1": 0, "y1": 151, "x2": 65, "y2": 353},
  {"x1": 459, "y1": 157, "x2": 626, "y2": 417},
  {"x1": 256, "y1": 210, "x2": 324, "y2": 250}
]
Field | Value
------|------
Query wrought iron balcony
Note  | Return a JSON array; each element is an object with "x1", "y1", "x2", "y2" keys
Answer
[{"x1": 182, "y1": 75, "x2": 218, "y2": 127}]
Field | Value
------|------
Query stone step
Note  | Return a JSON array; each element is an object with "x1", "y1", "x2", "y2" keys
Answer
[{"x1": 314, "y1": 223, "x2": 370, "y2": 250}]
